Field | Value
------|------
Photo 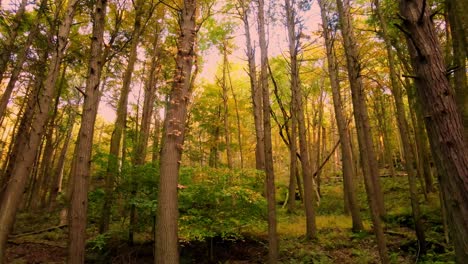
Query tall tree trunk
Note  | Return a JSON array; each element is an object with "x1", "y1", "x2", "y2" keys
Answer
[
  {"x1": 67, "y1": 0, "x2": 107, "y2": 262},
  {"x1": 155, "y1": 1, "x2": 197, "y2": 263},
  {"x1": 227, "y1": 57, "x2": 244, "y2": 168},
  {"x1": 240, "y1": 0, "x2": 264, "y2": 170},
  {"x1": 374, "y1": 0, "x2": 427, "y2": 253},
  {"x1": 100, "y1": 0, "x2": 145, "y2": 234},
  {"x1": 335, "y1": 0, "x2": 389, "y2": 262},
  {"x1": 220, "y1": 41, "x2": 233, "y2": 168},
  {"x1": 399, "y1": 1, "x2": 468, "y2": 261},
  {"x1": 318, "y1": 0, "x2": 363, "y2": 232},
  {"x1": 257, "y1": 0, "x2": 278, "y2": 262},
  {"x1": 0, "y1": 0, "x2": 79, "y2": 261},
  {"x1": 285, "y1": 0, "x2": 317, "y2": 238}
]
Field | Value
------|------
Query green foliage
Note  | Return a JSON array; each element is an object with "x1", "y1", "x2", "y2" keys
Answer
[{"x1": 178, "y1": 167, "x2": 266, "y2": 242}]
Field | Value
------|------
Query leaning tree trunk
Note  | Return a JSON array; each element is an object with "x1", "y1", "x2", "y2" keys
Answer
[
  {"x1": 0, "y1": 0, "x2": 79, "y2": 262},
  {"x1": 335, "y1": 0, "x2": 389, "y2": 262},
  {"x1": 67, "y1": 0, "x2": 107, "y2": 262},
  {"x1": 318, "y1": 0, "x2": 363, "y2": 232},
  {"x1": 155, "y1": 1, "x2": 197, "y2": 263},
  {"x1": 257, "y1": 0, "x2": 279, "y2": 262},
  {"x1": 399, "y1": 1, "x2": 468, "y2": 262}
]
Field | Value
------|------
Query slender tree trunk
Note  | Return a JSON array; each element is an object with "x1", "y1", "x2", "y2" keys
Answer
[
  {"x1": 240, "y1": 1, "x2": 264, "y2": 170},
  {"x1": 152, "y1": 111, "x2": 161, "y2": 165},
  {"x1": 336, "y1": 0, "x2": 389, "y2": 262},
  {"x1": 226, "y1": 53, "x2": 243, "y2": 168},
  {"x1": 318, "y1": 0, "x2": 363, "y2": 232},
  {"x1": 400, "y1": 1, "x2": 468, "y2": 261},
  {"x1": 220, "y1": 41, "x2": 233, "y2": 168},
  {"x1": 257, "y1": 0, "x2": 278, "y2": 262},
  {"x1": 155, "y1": 1, "x2": 197, "y2": 262},
  {"x1": 285, "y1": 0, "x2": 297, "y2": 214},
  {"x1": 0, "y1": 0, "x2": 79, "y2": 261}
]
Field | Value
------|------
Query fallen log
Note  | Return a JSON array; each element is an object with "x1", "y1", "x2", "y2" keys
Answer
[{"x1": 9, "y1": 224, "x2": 67, "y2": 238}]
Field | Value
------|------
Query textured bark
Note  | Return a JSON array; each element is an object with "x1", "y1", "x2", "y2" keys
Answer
[
  {"x1": 100, "y1": 0, "x2": 145, "y2": 234},
  {"x1": 240, "y1": 0, "x2": 264, "y2": 170},
  {"x1": 155, "y1": 1, "x2": 197, "y2": 263},
  {"x1": 374, "y1": 0, "x2": 426, "y2": 253},
  {"x1": 257, "y1": 0, "x2": 278, "y2": 262},
  {"x1": 335, "y1": 0, "x2": 389, "y2": 262},
  {"x1": 318, "y1": 0, "x2": 363, "y2": 232},
  {"x1": 400, "y1": 1, "x2": 468, "y2": 262},
  {"x1": 0, "y1": 0, "x2": 79, "y2": 261},
  {"x1": 67, "y1": 0, "x2": 107, "y2": 262}
]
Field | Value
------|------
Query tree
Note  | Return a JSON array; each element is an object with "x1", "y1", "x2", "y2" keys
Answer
[
  {"x1": 100, "y1": 0, "x2": 148, "y2": 234},
  {"x1": 318, "y1": 0, "x2": 363, "y2": 232},
  {"x1": 373, "y1": 0, "x2": 426, "y2": 253},
  {"x1": 0, "y1": 0, "x2": 80, "y2": 261},
  {"x1": 257, "y1": 0, "x2": 279, "y2": 262},
  {"x1": 335, "y1": 0, "x2": 389, "y2": 262},
  {"x1": 399, "y1": 0, "x2": 468, "y2": 261},
  {"x1": 155, "y1": 0, "x2": 197, "y2": 262},
  {"x1": 67, "y1": 0, "x2": 108, "y2": 262},
  {"x1": 238, "y1": 0, "x2": 265, "y2": 171}
]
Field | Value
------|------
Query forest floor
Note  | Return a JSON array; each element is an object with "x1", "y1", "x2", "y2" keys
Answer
[{"x1": 6, "y1": 176, "x2": 454, "y2": 263}]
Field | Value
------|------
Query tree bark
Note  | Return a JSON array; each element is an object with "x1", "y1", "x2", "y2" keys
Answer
[
  {"x1": 67, "y1": 0, "x2": 107, "y2": 262},
  {"x1": 155, "y1": 1, "x2": 197, "y2": 263},
  {"x1": 399, "y1": 1, "x2": 468, "y2": 261}
]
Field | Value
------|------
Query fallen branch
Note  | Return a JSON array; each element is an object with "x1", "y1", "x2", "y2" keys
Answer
[{"x1": 9, "y1": 224, "x2": 67, "y2": 238}]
